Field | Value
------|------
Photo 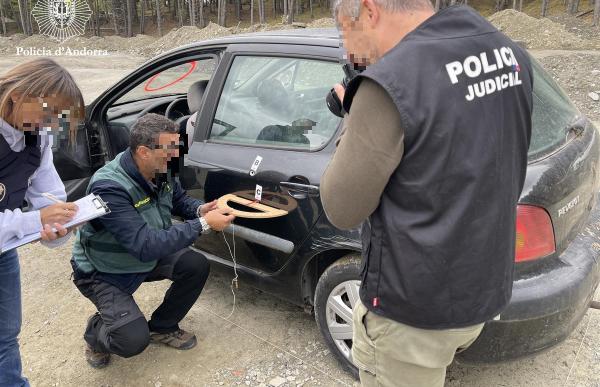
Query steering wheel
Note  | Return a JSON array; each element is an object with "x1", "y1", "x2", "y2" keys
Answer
[
  {"x1": 137, "y1": 99, "x2": 171, "y2": 118},
  {"x1": 165, "y1": 98, "x2": 189, "y2": 121}
]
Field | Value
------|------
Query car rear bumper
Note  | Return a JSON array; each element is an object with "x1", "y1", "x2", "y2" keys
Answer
[{"x1": 458, "y1": 200, "x2": 600, "y2": 363}]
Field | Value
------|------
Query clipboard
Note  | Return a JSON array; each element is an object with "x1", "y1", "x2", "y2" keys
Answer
[{"x1": 0, "y1": 193, "x2": 110, "y2": 253}]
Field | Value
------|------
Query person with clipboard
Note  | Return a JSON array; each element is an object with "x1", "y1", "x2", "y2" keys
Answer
[{"x1": 0, "y1": 58, "x2": 84, "y2": 387}]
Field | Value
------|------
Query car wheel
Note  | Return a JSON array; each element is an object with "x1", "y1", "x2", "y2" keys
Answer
[{"x1": 314, "y1": 255, "x2": 361, "y2": 379}]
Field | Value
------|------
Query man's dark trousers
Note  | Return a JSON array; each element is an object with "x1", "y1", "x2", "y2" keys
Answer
[{"x1": 72, "y1": 248, "x2": 210, "y2": 358}]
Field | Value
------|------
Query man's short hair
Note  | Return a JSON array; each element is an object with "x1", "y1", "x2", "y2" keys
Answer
[
  {"x1": 333, "y1": 0, "x2": 432, "y2": 19},
  {"x1": 130, "y1": 113, "x2": 179, "y2": 151}
]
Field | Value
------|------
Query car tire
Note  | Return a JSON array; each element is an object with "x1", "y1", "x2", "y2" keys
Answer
[{"x1": 314, "y1": 255, "x2": 362, "y2": 380}]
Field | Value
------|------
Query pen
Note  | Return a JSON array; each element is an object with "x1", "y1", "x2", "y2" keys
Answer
[{"x1": 42, "y1": 192, "x2": 64, "y2": 204}]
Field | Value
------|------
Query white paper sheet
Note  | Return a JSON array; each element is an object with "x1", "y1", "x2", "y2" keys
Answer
[{"x1": 1, "y1": 193, "x2": 110, "y2": 253}]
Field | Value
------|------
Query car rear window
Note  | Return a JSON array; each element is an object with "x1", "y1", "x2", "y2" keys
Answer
[{"x1": 529, "y1": 57, "x2": 581, "y2": 160}]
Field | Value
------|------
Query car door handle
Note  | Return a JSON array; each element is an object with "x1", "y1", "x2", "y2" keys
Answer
[{"x1": 279, "y1": 181, "x2": 320, "y2": 199}]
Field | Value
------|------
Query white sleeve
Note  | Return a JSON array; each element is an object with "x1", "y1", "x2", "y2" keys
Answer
[
  {"x1": 24, "y1": 142, "x2": 71, "y2": 249},
  {"x1": 0, "y1": 208, "x2": 43, "y2": 250},
  {"x1": 25, "y1": 142, "x2": 67, "y2": 209}
]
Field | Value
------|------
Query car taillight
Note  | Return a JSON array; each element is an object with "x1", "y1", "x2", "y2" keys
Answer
[{"x1": 515, "y1": 205, "x2": 556, "y2": 263}]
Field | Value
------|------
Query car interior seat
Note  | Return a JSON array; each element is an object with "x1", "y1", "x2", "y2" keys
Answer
[
  {"x1": 256, "y1": 119, "x2": 313, "y2": 147},
  {"x1": 176, "y1": 79, "x2": 209, "y2": 128},
  {"x1": 256, "y1": 78, "x2": 292, "y2": 116}
]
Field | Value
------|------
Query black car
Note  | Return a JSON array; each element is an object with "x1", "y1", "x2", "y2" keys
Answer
[{"x1": 53, "y1": 29, "x2": 600, "y2": 377}]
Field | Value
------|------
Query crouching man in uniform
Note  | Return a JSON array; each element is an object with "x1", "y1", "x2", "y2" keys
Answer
[{"x1": 71, "y1": 113, "x2": 234, "y2": 368}]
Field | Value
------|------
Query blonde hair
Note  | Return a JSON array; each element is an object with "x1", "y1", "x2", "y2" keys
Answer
[{"x1": 0, "y1": 58, "x2": 84, "y2": 144}]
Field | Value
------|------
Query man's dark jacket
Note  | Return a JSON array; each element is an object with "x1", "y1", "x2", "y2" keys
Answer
[
  {"x1": 343, "y1": 5, "x2": 534, "y2": 328},
  {"x1": 71, "y1": 149, "x2": 203, "y2": 293}
]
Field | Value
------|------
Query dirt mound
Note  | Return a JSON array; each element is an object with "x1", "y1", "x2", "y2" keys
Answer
[
  {"x1": 234, "y1": 23, "x2": 290, "y2": 34},
  {"x1": 0, "y1": 25, "x2": 229, "y2": 56},
  {"x1": 145, "y1": 23, "x2": 232, "y2": 56},
  {"x1": 0, "y1": 34, "x2": 24, "y2": 52},
  {"x1": 488, "y1": 9, "x2": 599, "y2": 50},
  {"x1": 231, "y1": 18, "x2": 335, "y2": 37},
  {"x1": 538, "y1": 53, "x2": 600, "y2": 123},
  {"x1": 0, "y1": 33, "x2": 158, "y2": 55},
  {"x1": 19, "y1": 34, "x2": 59, "y2": 49},
  {"x1": 100, "y1": 34, "x2": 157, "y2": 54}
]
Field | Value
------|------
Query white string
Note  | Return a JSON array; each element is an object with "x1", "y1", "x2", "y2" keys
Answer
[
  {"x1": 212, "y1": 224, "x2": 350, "y2": 386},
  {"x1": 222, "y1": 223, "x2": 238, "y2": 320}
]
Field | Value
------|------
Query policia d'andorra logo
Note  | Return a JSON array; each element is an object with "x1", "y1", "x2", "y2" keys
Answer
[
  {"x1": 31, "y1": 0, "x2": 92, "y2": 43},
  {"x1": 0, "y1": 183, "x2": 5, "y2": 203}
]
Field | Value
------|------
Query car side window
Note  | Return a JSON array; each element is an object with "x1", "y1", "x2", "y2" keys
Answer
[
  {"x1": 209, "y1": 56, "x2": 344, "y2": 151},
  {"x1": 114, "y1": 58, "x2": 217, "y2": 105}
]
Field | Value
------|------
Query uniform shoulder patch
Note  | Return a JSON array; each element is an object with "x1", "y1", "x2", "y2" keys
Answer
[{"x1": 134, "y1": 197, "x2": 151, "y2": 208}]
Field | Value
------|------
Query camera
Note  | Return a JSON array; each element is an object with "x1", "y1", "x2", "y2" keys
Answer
[{"x1": 326, "y1": 63, "x2": 362, "y2": 118}]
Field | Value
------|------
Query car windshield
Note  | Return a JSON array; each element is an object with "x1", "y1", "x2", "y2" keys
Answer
[
  {"x1": 115, "y1": 58, "x2": 217, "y2": 105},
  {"x1": 529, "y1": 57, "x2": 581, "y2": 160}
]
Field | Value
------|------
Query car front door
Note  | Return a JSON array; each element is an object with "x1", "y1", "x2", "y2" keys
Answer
[
  {"x1": 53, "y1": 109, "x2": 107, "y2": 201},
  {"x1": 185, "y1": 44, "x2": 345, "y2": 274}
]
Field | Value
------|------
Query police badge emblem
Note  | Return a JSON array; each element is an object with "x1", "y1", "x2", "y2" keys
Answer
[
  {"x1": 31, "y1": 0, "x2": 92, "y2": 43},
  {"x1": 0, "y1": 183, "x2": 5, "y2": 203}
]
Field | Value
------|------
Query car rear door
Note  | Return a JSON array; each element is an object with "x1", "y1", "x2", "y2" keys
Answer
[{"x1": 184, "y1": 43, "x2": 344, "y2": 274}]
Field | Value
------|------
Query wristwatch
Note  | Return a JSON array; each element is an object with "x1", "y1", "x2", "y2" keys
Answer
[{"x1": 199, "y1": 216, "x2": 212, "y2": 234}]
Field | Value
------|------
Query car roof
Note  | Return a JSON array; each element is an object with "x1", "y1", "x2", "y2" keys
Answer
[
  {"x1": 168, "y1": 28, "x2": 342, "y2": 54},
  {"x1": 232, "y1": 27, "x2": 339, "y2": 40}
]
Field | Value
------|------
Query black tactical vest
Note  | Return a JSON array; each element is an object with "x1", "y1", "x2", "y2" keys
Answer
[
  {"x1": 0, "y1": 132, "x2": 42, "y2": 212},
  {"x1": 343, "y1": 5, "x2": 533, "y2": 328}
]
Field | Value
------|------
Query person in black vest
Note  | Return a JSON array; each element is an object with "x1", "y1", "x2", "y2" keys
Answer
[
  {"x1": 0, "y1": 59, "x2": 84, "y2": 387},
  {"x1": 321, "y1": 1, "x2": 533, "y2": 386}
]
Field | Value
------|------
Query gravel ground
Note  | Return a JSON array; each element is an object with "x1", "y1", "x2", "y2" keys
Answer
[
  {"x1": 549, "y1": 13, "x2": 600, "y2": 42},
  {"x1": 535, "y1": 51, "x2": 600, "y2": 123},
  {"x1": 489, "y1": 9, "x2": 600, "y2": 50},
  {"x1": 16, "y1": 236, "x2": 600, "y2": 387}
]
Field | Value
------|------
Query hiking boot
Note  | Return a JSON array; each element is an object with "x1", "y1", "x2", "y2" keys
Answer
[
  {"x1": 84, "y1": 313, "x2": 110, "y2": 368},
  {"x1": 150, "y1": 329, "x2": 197, "y2": 350},
  {"x1": 85, "y1": 343, "x2": 110, "y2": 368}
]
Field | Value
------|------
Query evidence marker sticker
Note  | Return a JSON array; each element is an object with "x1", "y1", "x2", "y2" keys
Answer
[
  {"x1": 255, "y1": 184, "x2": 263, "y2": 202},
  {"x1": 250, "y1": 155, "x2": 263, "y2": 177}
]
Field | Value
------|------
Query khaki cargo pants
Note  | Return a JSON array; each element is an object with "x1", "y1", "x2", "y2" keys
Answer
[{"x1": 352, "y1": 300, "x2": 484, "y2": 387}]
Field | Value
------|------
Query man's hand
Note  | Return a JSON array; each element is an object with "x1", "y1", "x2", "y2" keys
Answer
[
  {"x1": 334, "y1": 83, "x2": 346, "y2": 106},
  {"x1": 40, "y1": 202, "x2": 78, "y2": 225},
  {"x1": 199, "y1": 200, "x2": 218, "y2": 217},
  {"x1": 204, "y1": 207, "x2": 235, "y2": 232},
  {"x1": 40, "y1": 223, "x2": 69, "y2": 241}
]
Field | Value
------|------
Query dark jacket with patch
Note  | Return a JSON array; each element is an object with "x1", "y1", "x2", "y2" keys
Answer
[
  {"x1": 343, "y1": 5, "x2": 534, "y2": 328},
  {"x1": 71, "y1": 149, "x2": 203, "y2": 293},
  {"x1": 0, "y1": 133, "x2": 41, "y2": 211}
]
